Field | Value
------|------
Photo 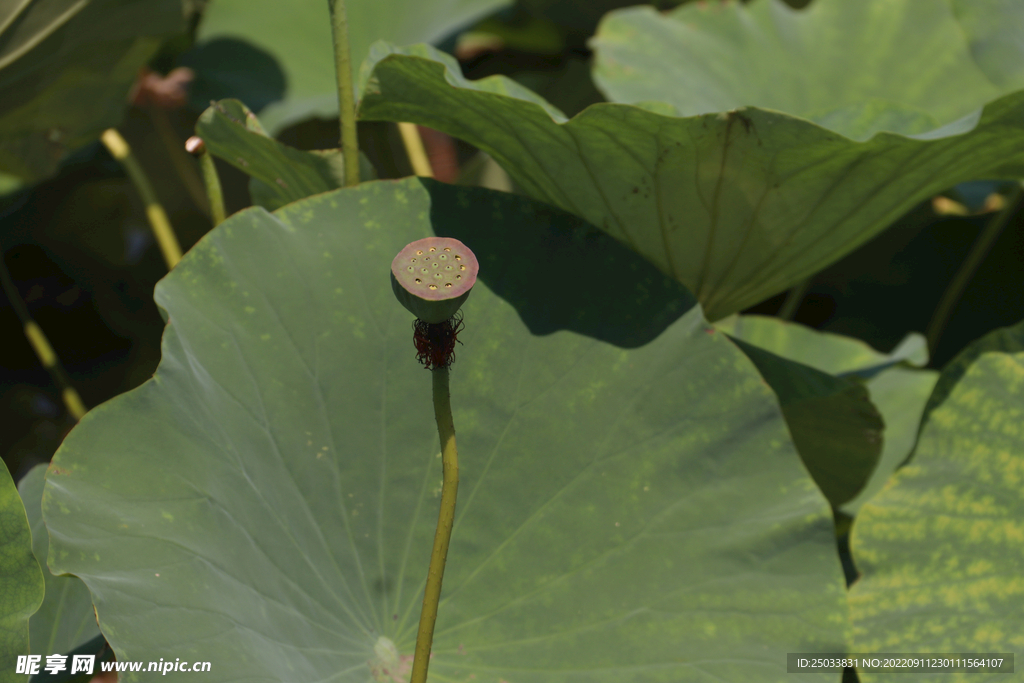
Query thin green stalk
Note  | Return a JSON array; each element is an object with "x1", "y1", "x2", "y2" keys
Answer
[
  {"x1": 100, "y1": 129, "x2": 182, "y2": 270},
  {"x1": 198, "y1": 151, "x2": 226, "y2": 226},
  {"x1": 186, "y1": 137, "x2": 226, "y2": 227},
  {"x1": 328, "y1": 0, "x2": 361, "y2": 187},
  {"x1": 410, "y1": 366, "x2": 459, "y2": 683},
  {"x1": 778, "y1": 277, "x2": 812, "y2": 321},
  {"x1": 398, "y1": 122, "x2": 434, "y2": 177},
  {"x1": 150, "y1": 107, "x2": 210, "y2": 216},
  {"x1": 925, "y1": 183, "x2": 1024, "y2": 353},
  {"x1": 0, "y1": 253, "x2": 87, "y2": 420}
]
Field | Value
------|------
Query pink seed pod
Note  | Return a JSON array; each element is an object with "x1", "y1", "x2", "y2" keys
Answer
[{"x1": 390, "y1": 237, "x2": 479, "y2": 324}]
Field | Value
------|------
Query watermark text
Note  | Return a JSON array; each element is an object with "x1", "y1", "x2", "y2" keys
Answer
[{"x1": 17, "y1": 654, "x2": 211, "y2": 676}]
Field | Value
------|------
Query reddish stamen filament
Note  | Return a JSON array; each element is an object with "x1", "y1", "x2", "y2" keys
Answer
[{"x1": 412, "y1": 312, "x2": 465, "y2": 370}]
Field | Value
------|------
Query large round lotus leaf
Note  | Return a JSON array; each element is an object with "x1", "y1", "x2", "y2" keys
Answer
[
  {"x1": 18, "y1": 464, "x2": 100, "y2": 658},
  {"x1": 43, "y1": 177, "x2": 846, "y2": 682},
  {"x1": 589, "y1": 0, "x2": 1024, "y2": 141},
  {"x1": 191, "y1": 0, "x2": 510, "y2": 133},
  {"x1": 1, "y1": 460, "x2": 43, "y2": 680},
  {"x1": 849, "y1": 345, "x2": 1024, "y2": 680},
  {"x1": 357, "y1": 43, "x2": 1024, "y2": 321},
  {"x1": 0, "y1": 0, "x2": 185, "y2": 182}
]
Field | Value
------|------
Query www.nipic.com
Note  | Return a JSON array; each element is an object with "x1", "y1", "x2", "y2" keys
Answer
[{"x1": 17, "y1": 654, "x2": 211, "y2": 676}]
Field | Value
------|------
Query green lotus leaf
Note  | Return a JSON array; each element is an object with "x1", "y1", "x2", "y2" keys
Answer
[
  {"x1": 43, "y1": 177, "x2": 846, "y2": 682},
  {"x1": 949, "y1": 0, "x2": 1024, "y2": 90},
  {"x1": 17, "y1": 464, "x2": 100, "y2": 660},
  {"x1": 0, "y1": 172, "x2": 21, "y2": 195},
  {"x1": 518, "y1": 0, "x2": 687, "y2": 34},
  {"x1": 1, "y1": 460, "x2": 44, "y2": 681},
  {"x1": 0, "y1": 0, "x2": 185, "y2": 182},
  {"x1": 713, "y1": 315, "x2": 928, "y2": 376},
  {"x1": 421, "y1": 177, "x2": 697, "y2": 348},
  {"x1": 714, "y1": 315, "x2": 938, "y2": 514},
  {"x1": 841, "y1": 366, "x2": 939, "y2": 516},
  {"x1": 728, "y1": 337, "x2": 883, "y2": 509},
  {"x1": 590, "y1": 0, "x2": 1024, "y2": 142},
  {"x1": 194, "y1": 99, "x2": 374, "y2": 211},
  {"x1": 919, "y1": 320, "x2": 1024, "y2": 446},
  {"x1": 191, "y1": 0, "x2": 511, "y2": 133},
  {"x1": 849, "y1": 336, "x2": 1024, "y2": 679},
  {"x1": 357, "y1": 44, "x2": 1024, "y2": 321}
]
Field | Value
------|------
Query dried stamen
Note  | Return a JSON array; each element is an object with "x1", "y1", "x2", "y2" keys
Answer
[{"x1": 412, "y1": 312, "x2": 465, "y2": 370}]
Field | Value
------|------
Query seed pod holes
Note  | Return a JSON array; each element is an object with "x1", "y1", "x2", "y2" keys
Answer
[{"x1": 391, "y1": 237, "x2": 479, "y2": 324}]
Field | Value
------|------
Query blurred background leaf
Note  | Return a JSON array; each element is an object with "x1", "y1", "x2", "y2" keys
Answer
[
  {"x1": 0, "y1": 0, "x2": 186, "y2": 182},
  {"x1": 951, "y1": 0, "x2": 1024, "y2": 90},
  {"x1": 590, "y1": 0, "x2": 1024, "y2": 141},
  {"x1": 187, "y1": 0, "x2": 513, "y2": 133}
]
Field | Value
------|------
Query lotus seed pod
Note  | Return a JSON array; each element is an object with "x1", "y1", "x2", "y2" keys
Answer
[{"x1": 391, "y1": 237, "x2": 479, "y2": 323}]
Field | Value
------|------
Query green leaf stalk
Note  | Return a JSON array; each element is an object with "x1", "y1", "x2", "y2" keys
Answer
[
  {"x1": 0, "y1": 256, "x2": 86, "y2": 420},
  {"x1": 409, "y1": 364, "x2": 458, "y2": 683},
  {"x1": 100, "y1": 128, "x2": 183, "y2": 270},
  {"x1": 327, "y1": 0, "x2": 361, "y2": 187},
  {"x1": 185, "y1": 136, "x2": 227, "y2": 227},
  {"x1": 925, "y1": 183, "x2": 1024, "y2": 353}
]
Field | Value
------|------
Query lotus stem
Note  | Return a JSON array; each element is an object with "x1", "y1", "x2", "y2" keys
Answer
[
  {"x1": 925, "y1": 182, "x2": 1024, "y2": 353},
  {"x1": 100, "y1": 128, "x2": 182, "y2": 270},
  {"x1": 186, "y1": 137, "x2": 226, "y2": 227},
  {"x1": 327, "y1": 0, "x2": 361, "y2": 187},
  {"x1": 410, "y1": 365, "x2": 459, "y2": 683},
  {"x1": 778, "y1": 277, "x2": 812, "y2": 321},
  {"x1": 150, "y1": 107, "x2": 210, "y2": 216},
  {"x1": 0, "y1": 254, "x2": 86, "y2": 420},
  {"x1": 398, "y1": 123, "x2": 434, "y2": 178}
]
